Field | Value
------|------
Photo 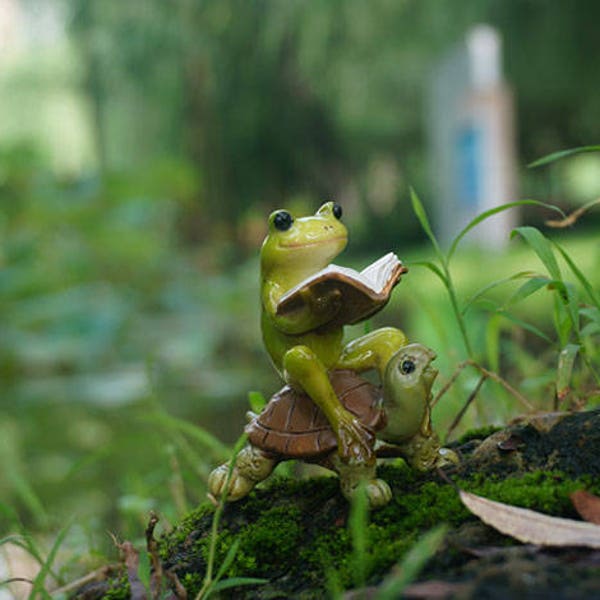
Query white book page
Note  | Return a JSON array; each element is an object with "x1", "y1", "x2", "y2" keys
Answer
[{"x1": 359, "y1": 252, "x2": 401, "y2": 293}]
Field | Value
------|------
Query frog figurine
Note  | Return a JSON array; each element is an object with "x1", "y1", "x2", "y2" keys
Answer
[{"x1": 208, "y1": 202, "x2": 455, "y2": 507}]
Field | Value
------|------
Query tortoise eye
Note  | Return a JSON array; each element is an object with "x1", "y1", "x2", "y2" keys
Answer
[
  {"x1": 332, "y1": 203, "x2": 342, "y2": 220},
  {"x1": 400, "y1": 359, "x2": 415, "y2": 375},
  {"x1": 273, "y1": 211, "x2": 293, "y2": 231}
]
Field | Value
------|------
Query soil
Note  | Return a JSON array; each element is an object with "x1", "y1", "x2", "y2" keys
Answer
[{"x1": 73, "y1": 409, "x2": 600, "y2": 599}]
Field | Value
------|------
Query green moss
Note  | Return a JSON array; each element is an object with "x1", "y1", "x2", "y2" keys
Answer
[
  {"x1": 102, "y1": 575, "x2": 130, "y2": 600},
  {"x1": 181, "y1": 572, "x2": 203, "y2": 595},
  {"x1": 158, "y1": 467, "x2": 600, "y2": 598}
]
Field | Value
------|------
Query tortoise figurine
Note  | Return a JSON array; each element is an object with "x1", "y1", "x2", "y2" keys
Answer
[{"x1": 208, "y1": 343, "x2": 458, "y2": 508}]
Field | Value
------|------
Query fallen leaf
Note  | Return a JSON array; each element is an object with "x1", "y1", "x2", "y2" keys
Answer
[
  {"x1": 459, "y1": 490, "x2": 600, "y2": 549},
  {"x1": 570, "y1": 490, "x2": 600, "y2": 525}
]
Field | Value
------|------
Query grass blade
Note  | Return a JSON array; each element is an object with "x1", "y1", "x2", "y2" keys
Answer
[
  {"x1": 197, "y1": 434, "x2": 248, "y2": 600},
  {"x1": 143, "y1": 411, "x2": 230, "y2": 461},
  {"x1": 511, "y1": 227, "x2": 561, "y2": 280},
  {"x1": 462, "y1": 271, "x2": 536, "y2": 315},
  {"x1": 556, "y1": 344, "x2": 580, "y2": 402},
  {"x1": 411, "y1": 261, "x2": 448, "y2": 286},
  {"x1": 496, "y1": 310, "x2": 553, "y2": 343},
  {"x1": 375, "y1": 525, "x2": 447, "y2": 600},
  {"x1": 29, "y1": 523, "x2": 72, "y2": 599},
  {"x1": 448, "y1": 201, "x2": 563, "y2": 261},
  {"x1": 214, "y1": 538, "x2": 241, "y2": 583},
  {"x1": 506, "y1": 276, "x2": 551, "y2": 306},
  {"x1": 409, "y1": 188, "x2": 445, "y2": 266},
  {"x1": 553, "y1": 241, "x2": 600, "y2": 308},
  {"x1": 247, "y1": 391, "x2": 267, "y2": 414},
  {"x1": 349, "y1": 482, "x2": 370, "y2": 590},
  {"x1": 528, "y1": 145, "x2": 600, "y2": 168}
]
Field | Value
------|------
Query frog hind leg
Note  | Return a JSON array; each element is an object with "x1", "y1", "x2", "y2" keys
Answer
[
  {"x1": 329, "y1": 453, "x2": 392, "y2": 509},
  {"x1": 337, "y1": 327, "x2": 408, "y2": 378},
  {"x1": 207, "y1": 445, "x2": 277, "y2": 502},
  {"x1": 283, "y1": 344, "x2": 375, "y2": 462}
]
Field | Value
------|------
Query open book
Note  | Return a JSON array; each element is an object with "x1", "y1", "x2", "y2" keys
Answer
[{"x1": 276, "y1": 252, "x2": 407, "y2": 327}]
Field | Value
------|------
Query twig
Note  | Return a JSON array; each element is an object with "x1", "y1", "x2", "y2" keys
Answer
[
  {"x1": 1, "y1": 577, "x2": 34, "y2": 586},
  {"x1": 110, "y1": 533, "x2": 147, "y2": 600},
  {"x1": 165, "y1": 570, "x2": 188, "y2": 600},
  {"x1": 445, "y1": 375, "x2": 487, "y2": 442},
  {"x1": 431, "y1": 361, "x2": 470, "y2": 407},
  {"x1": 50, "y1": 565, "x2": 117, "y2": 596},
  {"x1": 433, "y1": 359, "x2": 534, "y2": 414},
  {"x1": 469, "y1": 362, "x2": 534, "y2": 411},
  {"x1": 146, "y1": 512, "x2": 164, "y2": 600},
  {"x1": 545, "y1": 197, "x2": 600, "y2": 228}
]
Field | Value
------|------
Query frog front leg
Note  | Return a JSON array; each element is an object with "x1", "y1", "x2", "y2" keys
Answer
[
  {"x1": 283, "y1": 345, "x2": 375, "y2": 463},
  {"x1": 337, "y1": 327, "x2": 408, "y2": 378}
]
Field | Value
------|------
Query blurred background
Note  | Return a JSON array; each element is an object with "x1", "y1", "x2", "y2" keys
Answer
[{"x1": 1, "y1": 0, "x2": 600, "y2": 582}]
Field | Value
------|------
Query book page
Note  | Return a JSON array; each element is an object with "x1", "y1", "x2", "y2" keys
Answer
[{"x1": 359, "y1": 253, "x2": 401, "y2": 293}]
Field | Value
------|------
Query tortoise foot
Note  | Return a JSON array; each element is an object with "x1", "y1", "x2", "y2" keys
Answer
[
  {"x1": 365, "y1": 478, "x2": 392, "y2": 508},
  {"x1": 207, "y1": 445, "x2": 276, "y2": 502},
  {"x1": 436, "y1": 447, "x2": 460, "y2": 468},
  {"x1": 207, "y1": 464, "x2": 250, "y2": 501}
]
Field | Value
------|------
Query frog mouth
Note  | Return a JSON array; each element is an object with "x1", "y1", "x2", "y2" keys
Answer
[{"x1": 279, "y1": 236, "x2": 347, "y2": 249}]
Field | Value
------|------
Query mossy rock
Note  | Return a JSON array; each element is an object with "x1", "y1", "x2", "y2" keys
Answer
[{"x1": 74, "y1": 409, "x2": 600, "y2": 599}]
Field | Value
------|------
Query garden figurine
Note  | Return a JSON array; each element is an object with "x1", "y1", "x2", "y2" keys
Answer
[{"x1": 208, "y1": 202, "x2": 457, "y2": 507}]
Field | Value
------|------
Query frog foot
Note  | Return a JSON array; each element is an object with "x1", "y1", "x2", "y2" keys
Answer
[
  {"x1": 335, "y1": 412, "x2": 376, "y2": 464},
  {"x1": 207, "y1": 445, "x2": 276, "y2": 502}
]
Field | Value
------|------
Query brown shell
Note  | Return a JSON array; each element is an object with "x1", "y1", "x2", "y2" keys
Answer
[{"x1": 245, "y1": 370, "x2": 386, "y2": 459}]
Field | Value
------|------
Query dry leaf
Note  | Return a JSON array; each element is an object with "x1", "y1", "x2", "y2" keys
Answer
[
  {"x1": 459, "y1": 490, "x2": 600, "y2": 548},
  {"x1": 570, "y1": 490, "x2": 600, "y2": 525}
]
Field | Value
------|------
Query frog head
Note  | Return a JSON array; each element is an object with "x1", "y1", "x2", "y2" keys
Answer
[{"x1": 261, "y1": 202, "x2": 348, "y2": 282}]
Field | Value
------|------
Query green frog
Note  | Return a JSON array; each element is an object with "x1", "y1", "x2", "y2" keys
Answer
[{"x1": 260, "y1": 201, "x2": 407, "y2": 463}]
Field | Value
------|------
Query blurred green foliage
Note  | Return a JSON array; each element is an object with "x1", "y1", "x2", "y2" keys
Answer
[
  {"x1": 0, "y1": 145, "x2": 273, "y2": 554},
  {"x1": 66, "y1": 0, "x2": 600, "y2": 249}
]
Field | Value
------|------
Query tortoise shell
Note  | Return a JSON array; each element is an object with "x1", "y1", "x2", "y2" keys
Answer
[{"x1": 245, "y1": 370, "x2": 386, "y2": 459}]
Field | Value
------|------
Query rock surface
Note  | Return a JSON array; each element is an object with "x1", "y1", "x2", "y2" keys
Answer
[{"x1": 74, "y1": 409, "x2": 600, "y2": 599}]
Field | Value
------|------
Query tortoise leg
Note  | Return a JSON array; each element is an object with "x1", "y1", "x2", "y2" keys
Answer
[
  {"x1": 208, "y1": 445, "x2": 277, "y2": 502},
  {"x1": 392, "y1": 407, "x2": 459, "y2": 471},
  {"x1": 330, "y1": 454, "x2": 392, "y2": 509}
]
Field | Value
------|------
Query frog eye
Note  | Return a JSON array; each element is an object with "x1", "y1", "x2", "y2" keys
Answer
[
  {"x1": 273, "y1": 211, "x2": 293, "y2": 231},
  {"x1": 400, "y1": 359, "x2": 415, "y2": 375},
  {"x1": 332, "y1": 203, "x2": 342, "y2": 220}
]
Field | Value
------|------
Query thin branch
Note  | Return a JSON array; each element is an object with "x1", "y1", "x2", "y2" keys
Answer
[
  {"x1": 431, "y1": 361, "x2": 470, "y2": 407},
  {"x1": 51, "y1": 565, "x2": 117, "y2": 596},
  {"x1": 445, "y1": 375, "x2": 487, "y2": 442},
  {"x1": 433, "y1": 359, "x2": 534, "y2": 412},
  {"x1": 146, "y1": 511, "x2": 164, "y2": 600},
  {"x1": 469, "y1": 362, "x2": 534, "y2": 411}
]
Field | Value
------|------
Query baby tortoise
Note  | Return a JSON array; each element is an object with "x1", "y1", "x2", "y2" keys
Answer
[{"x1": 208, "y1": 343, "x2": 458, "y2": 508}]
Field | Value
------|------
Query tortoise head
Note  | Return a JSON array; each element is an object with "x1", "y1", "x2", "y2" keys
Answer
[
  {"x1": 384, "y1": 344, "x2": 438, "y2": 396},
  {"x1": 380, "y1": 344, "x2": 438, "y2": 443}
]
